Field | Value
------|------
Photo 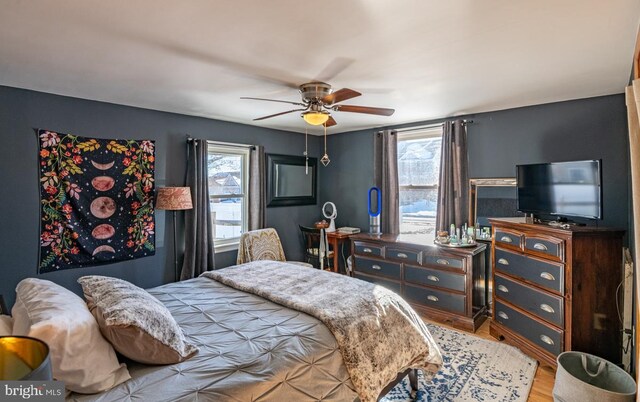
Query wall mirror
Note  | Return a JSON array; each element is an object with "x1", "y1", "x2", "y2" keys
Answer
[
  {"x1": 469, "y1": 178, "x2": 523, "y2": 230},
  {"x1": 267, "y1": 153, "x2": 317, "y2": 207}
]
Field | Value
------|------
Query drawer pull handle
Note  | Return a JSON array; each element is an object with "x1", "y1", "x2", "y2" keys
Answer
[
  {"x1": 371, "y1": 264, "x2": 382, "y2": 270},
  {"x1": 427, "y1": 295, "x2": 439, "y2": 302},
  {"x1": 436, "y1": 259, "x2": 450, "y2": 265},
  {"x1": 540, "y1": 335, "x2": 555, "y2": 345},
  {"x1": 500, "y1": 236, "x2": 512, "y2": 243},
  {"x1": 397, "y1": 253, "x2": 408, "y2": 259},
  {"x1": 540, "y1": 304, "x2": 555, "y2": 314},
  {"x1": 363, "y1": 248, "x2": 373, "y2": 253},
  {"x1": 533, "y1": 243, "x2": 548, "y2": 251},
  {"x1": 540, "y1": 272, "x2": 555, "y2": 281},
  {"x1": 497, "y1": 258, "x2": 509, "y2": 266},
  {"x1": 497, "y1": 284, "x2": 509, "y2": 293},
  {"x1": 497, "y1": 311, "x2": 509, "y2": 320},
  {"x1": 427, "y1": 275, "x2": 440, "y2": 282}
]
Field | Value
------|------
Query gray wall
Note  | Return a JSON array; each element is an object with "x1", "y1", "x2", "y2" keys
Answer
[
  {"x1": 1, "y1": 87, "x2": 629, "y2": 309},
  {"x1": 320, "y1": 94, "x2": 630, "y2": 241},
  {"x1": 0, "y1": 85, "x2": 323, "y2": 307},
  {"x1": 318, "y1": 129, "x2": 376, "y2": 231}
]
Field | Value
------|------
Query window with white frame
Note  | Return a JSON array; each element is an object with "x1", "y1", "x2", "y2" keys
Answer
[
  {"x1": 397, "y1": 127, "x2": 443, "y2": 243},
  {"x1": 207, "y1": 142, "x2": 250, "y2": 251}
]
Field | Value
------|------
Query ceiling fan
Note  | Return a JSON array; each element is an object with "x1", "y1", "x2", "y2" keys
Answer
[{"x1": 241, "y1": 82, "x2": 395, "y2": 127}]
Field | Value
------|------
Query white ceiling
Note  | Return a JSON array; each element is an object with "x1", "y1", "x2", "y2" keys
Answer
[{"x1": 0, "y1": 1, "x2": 639, "y2": 134}]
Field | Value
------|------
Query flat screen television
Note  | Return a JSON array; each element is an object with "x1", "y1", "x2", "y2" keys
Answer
[{"x1": 516, "y1": 160, "x2": 602, "y2": 220}]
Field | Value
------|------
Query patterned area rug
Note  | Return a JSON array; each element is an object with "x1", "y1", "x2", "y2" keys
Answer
[{"x1": 383, "y1": 323, "x2": 537, "y2": 402}]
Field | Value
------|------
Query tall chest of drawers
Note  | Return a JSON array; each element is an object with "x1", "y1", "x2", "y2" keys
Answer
[
  {"x1": 350, "y1": 233, "x2": 487, "y2": 332},
  {"x1": 489, "y1": 218, "x2": 624, "y2": 367}
]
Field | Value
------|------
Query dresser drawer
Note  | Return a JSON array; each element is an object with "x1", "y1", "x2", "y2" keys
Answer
[
  {"x1": 494, "y1": 301, "x2": 563, "y2": 357},
  {"x1": 495, "y1": 248, "x2": 564, "y2": 295},
  {"x1": 405, "y1": 265, "x2": 465, "y2": 292},
  {"x1": 353, "y1": 256, "x2": 400, "y2": 279},
  {"x1": 422, "y1": 254, "x2": 464, "y2": 270},
  {"x1": 495, "y1": 230, "x2": 523, "y2": 249},
  {"x1": 495, "y1": 274, "x2": 564, "y2": 327},
  {"x1": 354, "y1": 273, "x2": 402, "y2": 294},
  {"x1": 404, "y1": 284, "x2": 466, "y2": 315},
  {"x1": 354, "y1": 242, "x2": 383, "y2": 257},
  {"x1": 387, "y1": 247, "x2": 420, "y2": 264},
  {"x1": 525, "y1": 236, "x2": 564, "y2": 262}
]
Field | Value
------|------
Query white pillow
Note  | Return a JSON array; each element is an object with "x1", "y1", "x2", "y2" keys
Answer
[
  {"x1": 0, "y1": 315, "x2": 12, "y2": 335},
  {"x1": 12, "y1": 278, "x2": 130, "y2": 393}
]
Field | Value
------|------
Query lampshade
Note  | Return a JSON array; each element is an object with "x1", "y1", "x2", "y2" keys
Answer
[
  {"x1": 156, "y1": 187, "x2": 193, "y2": 210},
  {"x1": 302, "y1": 111, "x2": 330, "y2": 126},
  {"x1": 0, "y1": 336, "x2": 52, "y2": 381}
]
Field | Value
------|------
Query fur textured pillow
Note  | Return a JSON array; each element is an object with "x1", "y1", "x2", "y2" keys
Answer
[
  {"x1": 78, "y1": 276, "x2": 197, "y2": 365},
  {"x1": 0, "y1": 314, "x2": 13, "y2": 335},
  {"x1": 11, "y1": 278, "x2": 130, "y2": 393}
]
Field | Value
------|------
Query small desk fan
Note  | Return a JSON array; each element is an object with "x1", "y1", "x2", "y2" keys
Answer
[{"x1": 322, "y1": 202, "x2": 337, "y2": 233}]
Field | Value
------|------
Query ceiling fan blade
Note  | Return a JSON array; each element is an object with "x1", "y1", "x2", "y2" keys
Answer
[
  {"x1": 241, "y1": 97, "x2": 306, "y2": 107},
  {"x1": 314, "y1": 57, "x2": 355, "y2": 82},
  {"x1": 253, "y1": 108, "x2": 307, "y2": 121},
  {"x1": 324, "y1": 116, "x2": 337, "y2": 127},
  {"x1": 333, "y1": 104, "x2": 395, "y2": 116},
  {"x1": 322, "y1": 88, "x2": 361, "y2": 105}
]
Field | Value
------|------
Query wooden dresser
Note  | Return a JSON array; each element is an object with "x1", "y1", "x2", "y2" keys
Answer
[
  {"x1": 489, "y1": 218, "x2": 624, "y2": 367},
  {"x1": 349, "y1": 233, "x2": 487, "y2": 332}
]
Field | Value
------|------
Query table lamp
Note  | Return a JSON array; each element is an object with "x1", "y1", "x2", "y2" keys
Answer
[
  {"x1": 156, "y1": 187, "x2": 193, "y2": 281},
  {"x1": 0, "y1": 336, "x2": 52, "y2": 381}
]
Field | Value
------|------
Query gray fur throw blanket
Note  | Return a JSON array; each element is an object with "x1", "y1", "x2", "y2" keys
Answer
[{"x1": 201, "y1": 261, "x2": 443, "y2": 402}]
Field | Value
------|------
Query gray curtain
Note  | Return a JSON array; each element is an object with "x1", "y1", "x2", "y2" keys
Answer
[
  {"x1": 374, "y1": 130, "x2": 400, "y2": 234},
  {"x1": 181, "y1": 139, "x2": 215, "y2": 279},
  {"x1": 248, "y1": 145, "x2": 266, "y2": 230},
  {"x1": 436, "y1": 120, "x2": 469, "y2": 231}
]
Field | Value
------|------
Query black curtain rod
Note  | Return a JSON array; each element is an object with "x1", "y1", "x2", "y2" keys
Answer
[
  {"x1": 394, "y1": 119, "x2": 474, "y2": 133},
  {"x1": 186, "y1": 137, "x2": 256, "y2": 150},
  {"x1": 376, "y1": 120, "x2": 474, "y2": 136}
]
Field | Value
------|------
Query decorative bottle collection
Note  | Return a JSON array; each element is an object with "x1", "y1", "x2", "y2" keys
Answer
[{"x1": 436, "y1": 222, "x2": 477, "y2": 246}]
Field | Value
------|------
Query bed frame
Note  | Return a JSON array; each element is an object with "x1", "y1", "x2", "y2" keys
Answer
[{"x1": 377, "y1": 368, "x2": 419, "y2": 400}]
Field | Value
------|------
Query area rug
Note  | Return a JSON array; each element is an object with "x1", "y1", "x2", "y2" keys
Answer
[{"x1": 383, "y1": 323, "x2": 538, "y2": 402}]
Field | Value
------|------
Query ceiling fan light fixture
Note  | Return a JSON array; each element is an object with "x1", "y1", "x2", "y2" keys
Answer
[
  {"x1": 302, "y1": 111, "x2": 330, "y2": 126},
  {"x1": 244, "y1": 81, "x2": 393, "y2": 126}
]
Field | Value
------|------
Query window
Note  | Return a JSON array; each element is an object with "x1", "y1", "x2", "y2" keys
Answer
[
  {"x1": 397, "y1": 127, "x2": 443, "y2": 243},
  {"x1": 207, "y1": 142, "x2": 250, "y2": 252}
]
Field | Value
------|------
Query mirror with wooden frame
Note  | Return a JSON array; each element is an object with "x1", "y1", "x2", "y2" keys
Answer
[{"x1": 469, "y1": 178, "x2": 522, "y2": 232}]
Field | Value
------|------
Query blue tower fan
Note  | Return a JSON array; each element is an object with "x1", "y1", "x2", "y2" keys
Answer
[{"x1": 368, "y1": 187, "x2": 382, "y2": 235}]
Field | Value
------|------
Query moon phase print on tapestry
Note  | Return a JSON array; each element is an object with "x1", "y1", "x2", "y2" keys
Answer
[{"x1": 36, "y1": 129, "x2": 155, "y2": 273}]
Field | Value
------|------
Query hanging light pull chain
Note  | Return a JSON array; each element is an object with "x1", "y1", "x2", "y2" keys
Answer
[
  {"x1": 304, "y1": 127, "x2": 309, "y2": 174},
  {"x1": 320, "y1": 123, "x2": 331, "y2": 167}
]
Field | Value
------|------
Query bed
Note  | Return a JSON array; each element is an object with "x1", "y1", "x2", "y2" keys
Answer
[{"x1": 67, "y1": 262, "x2": 442, "y2": 402}]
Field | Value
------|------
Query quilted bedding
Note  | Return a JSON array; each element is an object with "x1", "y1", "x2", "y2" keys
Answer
[
  {"x1": 67, "y1": 277, "x2": 358, "y2": 401},
  {"x1": 203, "y1": 261, "x2": 443, "y2": 402}
]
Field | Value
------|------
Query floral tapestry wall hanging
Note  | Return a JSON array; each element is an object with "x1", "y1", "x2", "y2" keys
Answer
[{"x1": 36, "y1": 129, "x2": 155, "y2": 273}]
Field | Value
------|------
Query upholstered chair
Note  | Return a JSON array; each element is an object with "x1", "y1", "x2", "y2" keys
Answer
[{"x1": 236, "y1": 228, "x2": 313, "y2": 268}]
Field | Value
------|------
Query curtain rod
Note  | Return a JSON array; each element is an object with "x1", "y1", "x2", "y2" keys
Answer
[
  {"x1": 395, "y1": 119, "x2": 474, "y2": 133},
  {"x1": 186, "y1": 137, "x2": 255, "y2": 149}
]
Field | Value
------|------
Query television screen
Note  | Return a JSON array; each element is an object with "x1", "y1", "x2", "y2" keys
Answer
[{"x1": 516, "y1": 160, "x2": 602, "y2": 219}]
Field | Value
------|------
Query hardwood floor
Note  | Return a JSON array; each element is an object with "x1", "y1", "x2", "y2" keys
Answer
[
  {"x1": 424, "y1": 318, "x2": 555, "y2": 401},
  {"x1": 528, "y1": 365, "x2": 555, "y2": 402},
  {"x1": 475, "y1": 320, "x2": 555, "y2": 401}
]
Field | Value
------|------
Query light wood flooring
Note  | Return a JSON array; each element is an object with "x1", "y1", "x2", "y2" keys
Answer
[{"x1": 424, "y1": 318, "x2": 555, "y2": 401}]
